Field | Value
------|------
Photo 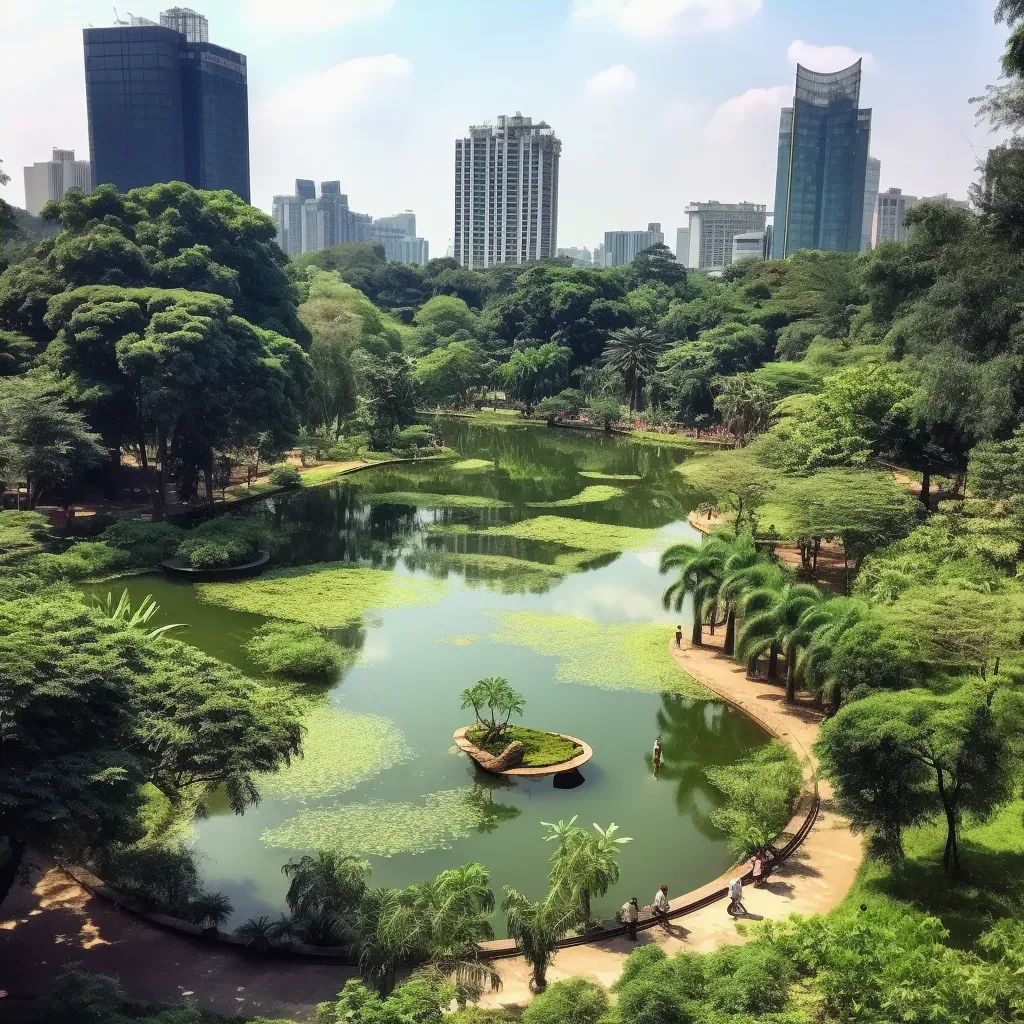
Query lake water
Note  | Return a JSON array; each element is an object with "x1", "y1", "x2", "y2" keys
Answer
[{"x1": 90, "y1": 420, "x2": 768, "y2": 931}]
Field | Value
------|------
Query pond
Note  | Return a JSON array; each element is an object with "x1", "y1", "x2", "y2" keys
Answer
[{"x1": 89, "y1": 419, "x2": 769, "y2": 933}]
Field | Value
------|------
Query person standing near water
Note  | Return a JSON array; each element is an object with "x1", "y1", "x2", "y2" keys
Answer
[
  {"x1": 653, "y1": 736, "x2": 663, "y2": 777},
  {"x1": 653, "y1": 884, "x2": 670, "y2": 920},
  {"x1": 620, "y1": 897, "x2": 639, "y2": 940},
  {"x1": 674, "y1": 624, "x2": 683, "y2": 647}
]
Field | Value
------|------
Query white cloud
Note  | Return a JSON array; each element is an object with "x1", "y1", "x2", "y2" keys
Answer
[
  {"x1": 705, "y1": 83, "x2": 791, "y2": 142},
  {"x1": 570, "y1": 0, "x2": 761, "y2": 35},
  {"x1": 585, "y1": 64, "x2": 637, "y2": 97},
  {"x1": 786, "y1": 40, "x2": 876, "y2": 72},
  {"x1": 246, "y1": 0, "x2": 394, "y2": 30}
]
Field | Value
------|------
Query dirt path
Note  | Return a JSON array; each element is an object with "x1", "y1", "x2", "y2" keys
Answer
[{"x1": 0, "y1": 640, "x2": 860, "y2": 1020}]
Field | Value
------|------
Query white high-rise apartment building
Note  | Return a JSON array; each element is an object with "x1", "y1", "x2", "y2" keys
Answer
[
  {"x1": 921, "y1": 193, "x2": 970, "y2": 210},
  {"x1": 683, "y1": 202, "x2": 766, "y2": 271},
  {"x1": 593, "y1": 242, "x2": 606, "y2": 267},
  {"x1": 301, "y1": 198, "x2": 324, "y2": 253},
  {"x1": 874, "y1": 188, "x2": 919, "y2": 245},
  {"x1": 159, "y1": 6, "x2": 209, "y2": 41},
  {"x1": 676, "y1": 227, "x2": 690, "y2": 266},
  {"x1": 376, "y1": 210, "x2": 417, "y2": 236},
  {"x1": 454, "y1": 113, "x2": 561, "y2": 268},
  {"x1": 603, "y1": 223, "x2": 664, "y2": 267},
  {"x1": 272, "y1": 194, "x2": 303, "y2": 255},
  {"x1": 23, "y1": 148, "x2": 91, "y2": 215},
  {"x1": 370, "y1": 224, "x2": 429, "y2": 265},
  {"x1": 861, "y1": 156, "x2": 882, "y2": 251}
]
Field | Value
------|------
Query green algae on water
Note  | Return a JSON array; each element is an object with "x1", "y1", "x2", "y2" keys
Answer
[
  {"x1": 577, "y1": 471, "x2": 642, "y2": 482},
  {"x1": 485, "y1": 610, "x2": 708, "y2": 698},
  {"x1": 526, "y1": 485, "x2": 625, "y2": 507},
  {"x1": 197, "y1": 563, "x2": 445, "y2": 627},
  {"x1": 256, "y1": 703, "x2": 410, "y2": 801},
  {"x1": 451, "y1": 459, "x2": 494, "y2": 471},
  {"x1": 360, "y1": 491, "x2": 510, "y2": 508},
  {"x1": 260, "y1": 786, "x2": 519, "y2": 856},
  {"x1": 480, "y1": 515, "x2": 659, "y2": 554}
]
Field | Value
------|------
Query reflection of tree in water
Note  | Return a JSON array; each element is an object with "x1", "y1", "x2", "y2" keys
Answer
[
  {"x1": 465, "y1": 776, "x2": 522, "y2": 834},
  {"x1": 647, "y1": 692, "x2": 764, "y2": 842}
]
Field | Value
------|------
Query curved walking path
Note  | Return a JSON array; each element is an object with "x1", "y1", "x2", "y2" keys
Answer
[{"x1": 0, "y1": 638, "x2": 860, "y2": 1021}]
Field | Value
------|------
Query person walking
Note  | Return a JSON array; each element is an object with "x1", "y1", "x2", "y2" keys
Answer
[
  {"x1": 749, "y1": 849, "x2": 768, "y2": 887},
  {"x1": 727, "y1": 876, "x2": 747, "y2": 917},
  {"x1": 652, "y1": 736, "x2": 663, "y2": 776},
  {"x1": 652, "y1": 884, "x2": 670, "y2": 921},
  {"x1": 674, "y1": 624, "x2": 683, "y2": 647},
  {"x1": 620, "y1": 897, "x2": 639, "y2": 940}
]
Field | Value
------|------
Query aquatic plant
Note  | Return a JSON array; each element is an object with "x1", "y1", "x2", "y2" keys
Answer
[
  {"x1": 452, "y1": 459, "x2": 494, "y2": 471},
  {"x1": 484, "y1": 610, "x2": 708, "y2": 697},
  {"x1": 197, "y1": 562, "x2": 445, "y2": 627},
  {"x1": 526, "y1": 485, "x2": 626, "y2": 508},
  {"x1": 440, "y1": 634, "x2": 480, "y2": 646},
  {"x1": 256, "y1": 703, "x2": 411, "y2": 801},
  {"x1": 360, "y1": 491, "x2": 511, "y2": 509},
  {"x1": 577, "y1": 472, "x2": 641, "y2": 482},
  {"x1": 260, "y1": 787, "x2": 518, "y2": 856},
  {"x1": 245, "y1": 621, "x2": 352, "y2": 680},
  {"x1": 90, "y1": 590, "x2": 184, "y2": 639},
  {"x1": 479, "y1": 516, "x2": 659, "y2": 554}
]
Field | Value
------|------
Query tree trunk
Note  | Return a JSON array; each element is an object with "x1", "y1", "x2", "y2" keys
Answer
[
  {"x1": 138, "y1": 437, "x2": 164, "y2": 521},
  {"x1": 828, "y1": 684, "x2": 843, "y2": 716},
  {"x1": 107, "y1": 446, "x2": 121, "y2": 501},
  {"x1": 203, "y1": 455, "x2": 214, "y2": 511},
  {"x1": 156, "y1": 428, "x2": 169, "y2": 518},
  {"x1": 920, "y1": 467, "x2": 931, "y2": 511},
  {"x1": 784, "y1": 646, "x2": 796, "y2": 703},
  {"x1": 691, "y1": 602, "x2": 703, "y2": 645},
  {"x1": 767, "y1": 642, "x2": 779, "y2": 682},
  {"x1": 936, "y1": 767, "x2": 960, "y2": 876},
  {"x1": 723, "y1": 611, "x2": 736, "y2": 657},
  {"x1": 0, "y1": 837, "x2": 27, "y2": 908}
]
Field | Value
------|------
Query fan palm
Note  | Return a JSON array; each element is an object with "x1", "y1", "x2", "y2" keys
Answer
[
  {"x1": 190, "y1": 890, "x2": 233, "y2": 932},
  {"x1": 602, "y1": 327, "x2": 664, "y2": 412},
  {"x1": 503, "y1": 886, "x2": 585, "y2": 991},
  {"x1": 712, "y1": 375, "x2": 774, "y2": 446},
  {"x1": 736, "y1": 579, "x2": 823, "y2": 701}
]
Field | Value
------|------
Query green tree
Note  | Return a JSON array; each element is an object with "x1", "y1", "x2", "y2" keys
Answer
[
  {"x1": 968, "y1": 427, "x2": 1024, "y2": 498},
  {"x1": 413, "y1": 295, "x2": 478, "y2": 351},
  {"x1": 281, "y1": 851, "x2": 370, "y2": 945},
  {"x1": 713, "y1": 373, "x2": 775, "y2": 445},
  {"x1": 460, "y1": 677, "x2": 526, "y2": 744},
  {"x1": 365, "y1": 353, "x2": 416, "y2": 449},
  {"x1": 630, "y1": 243, "x2": 687, "y2": 287},
  {"x1": 522, "y1": 978, "x2": 608, "y2": 1024},
  {"x1": 676, "y1": 449, "x2": 777, "y2": 528},
  {"x1": 498, "y1": 343, "x2": 571, "y2": 415},
  {"x1": 585, "y1": 396, "x2": 623, "y2": 431},
  {"x1": 0, "y1": 373, "x2": 105, "y2": 507},
  {"x1": 544, "y1": 817, "x2": 632, "y2": 922},
  {"x1": 601, "y1": 326, "x2": 664, "y2": 412},
  {"x1": 503, "y1": 885, "x2": 585, "y2": 991},
  {"x1": 413, "y1": 341, "x2": 481, "y2": 406},
  {"x1": 306, "y1": 331, "x2": 357, "y2": 436}
]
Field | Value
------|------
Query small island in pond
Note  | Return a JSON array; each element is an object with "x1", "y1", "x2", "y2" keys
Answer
[{"x1": 456, "y1": 677, "x2": 592, "y2": 776}]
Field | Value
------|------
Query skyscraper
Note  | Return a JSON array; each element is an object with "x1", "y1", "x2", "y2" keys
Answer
[
  {"x1": 675, "y1": 227, "x2": 690, "y2": 266},
  {"x1": 602, "y1": 223, "x2": 664, "y2": 267},
  {"x1": 682, "y1": 202, "x2": 766, "y2": 271},
  {"x1": 861, "y1": 156, "x2": 881, "y2": 252},
  {"x1": 874, "y1": 187, "x2": 919, "y2": 245},
  {"x1": 23, "y1": 148, "x2": 92, "y2": 215},
  {"x1": 772, "y1": 60, "x2": 872, "y2": 259},
  {"x1": 454, "y1": 113, "x2": 561, "y2": 268},
  {"x1": 376, "y1": 210, "x2": 417, "y2": 236},
  {"x1": 83, "y1": 8, "x2": 249, "y2": 201}
]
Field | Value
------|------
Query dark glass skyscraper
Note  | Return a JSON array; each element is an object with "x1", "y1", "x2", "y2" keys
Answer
[
  {"x1": 84, "y1": 14, "x2": 249, "y2": 201},
  {"x1": 772, "y1": 61, "x2": 871, "y2": 259}
]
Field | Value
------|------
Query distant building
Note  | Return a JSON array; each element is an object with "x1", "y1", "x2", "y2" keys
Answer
[
  {"x1": 603, "y1": 223, "x2": 664, "y2": 267},
  {"x1": 23, "y1": 148, "x2": 91, "y2": 215},
  {"x1": 732, "y1": 230, "x2": 770, "y2": 264},
  {"x1": 557, "y1": 246, "x2": 592, "y2": 265},
  {"x1": 370, "y1": 223, "x2": 429, "y2": 265},
  {"x1": 861, "y1": 156, "x2": 881, "y2": 252},
  {"x1": 272, "y1": 179, "x2": 372, "y2": 254},
  {"x1": 301, "y1": 198, "x2": 324, "y2": 253},
  {"x1": 454, "y1": 113, "x2": 561, "y2": 268},
  {"x1": 593, "y1": 242, "x2": 606, "y2": 267},
  {"x1": 675, "y1": 227, "x2": 690, "y2": 266},
  {"x1": 772, "y1": 61, "x2": 872, "y2": 258},
  {"x1": 83, "y1": 8, "x2": 249, "y2": 201},
  {"x1": 920, "y1": 193, "x2": 970, "y2": 210},
  {"x1": 874, "y1": 187, "x2": 919, "y2": 245},
  {"x1": 376, "y1": 210, "x2": 417, "y2": 236},
  {"x1": 683, "y1": 202, "x2": 766, "y2": 271}
]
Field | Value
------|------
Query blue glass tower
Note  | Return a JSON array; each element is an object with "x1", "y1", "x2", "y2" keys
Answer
[
  {"x1": 84, "y1": 17, "x2": 249, "y2": 202},
  {"x1": 772, "y1": 61, "x2": 871, "y2": 259}
]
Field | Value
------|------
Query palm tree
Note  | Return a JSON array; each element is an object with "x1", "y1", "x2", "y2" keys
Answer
[
  {"x1": 543, "y1": 818, "x2": 632, "y2": 923},
  {"x1": 190, "y1": 890, "x2": 233, "y2": 933},
  {"x1": 602, "y1": 327, "x2": 664, "y2": 412},
  {"x1": 660, "y1": 539, "x2": 724, "y2": 645},
  {"x1": 404, "y1": 863, "x2": 500, "y2": 1003},
  {"x1": 282, "y1": 851, "x2": 369, "y2": 936},
  {"x1": 503, "y1": 886, "x2": 585, "y2": 991},
  {"x1": 235, "y1": 916, "x2": 277, "y2": 955},
  {"x1": 736, "y1": 579, "x2": 823, "y2": 701},
  {"x1": 795, "y1": 597, "x2": 869, "y2": 712},
  {"x1": 715, "y1": 533, "x2": 767, "y2": 657},
  {"x1": 712, "y1": 375, "x2": 774, "y2": 446},
  {"x1": 352, "y1": 887, "x2": 419, "y2": 996}
]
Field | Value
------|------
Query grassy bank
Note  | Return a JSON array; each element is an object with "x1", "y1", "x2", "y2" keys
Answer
[{"x1": 467, "y1": 724, "x2": 582, "y2": 767}]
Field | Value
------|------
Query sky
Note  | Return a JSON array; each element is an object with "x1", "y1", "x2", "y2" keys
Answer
[{"x1": 0, "y1": 0, "x2": 1010, "y2": 257}]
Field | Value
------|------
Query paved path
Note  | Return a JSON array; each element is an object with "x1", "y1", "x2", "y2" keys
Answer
[{"x1": 0, "y1": 638, "x2": 860, "y2": 1020}]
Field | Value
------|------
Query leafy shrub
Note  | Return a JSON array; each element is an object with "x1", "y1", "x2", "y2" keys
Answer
[
  {"x1": 93, "y1": 844, "x2": 202, "y2": 917},
  {"x1": 269, "y1": 464, "x2": 303, "y2": 488},
  {"x1": 614, "y1": 943, "x2": 668, "y2": 990},
  {"x1": 176, "y1": 517, "x2": 265, "y2": 569},
  {"x1": 246, "y1": 621, "x2": 347, "y2": 680},
  {"x1": 523, "y1": 978, "x2": 608, "y2": 1024},
  {"x1": 0, "y1": 509, "x2": 49, "y2": 566},
  {"x1": 29, "y1": 540, "x2": 131, "y2": 581},
  {"x1": 615, "y1": 975, "x2": 691, "y2": 1024},
  {"x1": 37, "y1": 968, "x2": 128, "y2": 1024},
  {"x1": 317, "y1": 978, "x2": 453, "y2": 1024},
  {"x1": 704, "y1": 943, "x2": 793, "y2": 1015},
  {"x1": 103, "y1": 519, "x2": 185, "y2": 567},
  {"x1": 391, "y1": 424, "x2": 437, "y2": 451}
]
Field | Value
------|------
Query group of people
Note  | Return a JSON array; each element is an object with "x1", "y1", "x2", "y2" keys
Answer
[{"x1": 618, "y1": 851, "x2": 770, "y2": 939}]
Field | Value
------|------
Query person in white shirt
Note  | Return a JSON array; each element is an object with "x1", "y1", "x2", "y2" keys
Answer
[
  {"x1": 652, "y1": 884, "x2": 670, "y2": 919},
  {"x1": 727, "y1": 876, "x2": 747, "y2": 917},
  {"x1": 620, "y1": 896, "x2": 639, "y2": 940}
]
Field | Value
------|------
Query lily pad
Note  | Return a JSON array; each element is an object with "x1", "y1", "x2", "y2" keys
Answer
[
  {"x1": 526, "y1": 485, "x2": 625, "y2": 507},
  {"x1": 578, "y1": 471, "x2": 641, "y2": 482}
]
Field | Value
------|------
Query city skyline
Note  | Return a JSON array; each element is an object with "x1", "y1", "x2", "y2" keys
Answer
[{"x1": 1, "y1": 0, "x2": 1006, "y2": 255}]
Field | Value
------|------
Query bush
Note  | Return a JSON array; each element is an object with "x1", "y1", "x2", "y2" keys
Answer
[
  {"x1": 93, "y1": 844, "x2": 203, "y2": 917},
  {"x1": 317, "y1": 978, "x2": 453, "y2": 1024},
  {"x1": 245, "y1": 621, "x2": 346, "y2": 680},
  {"x1": 176, "y1": 517, "x2": 265, "y2": 569},
  {"x1": 0, "y1": 509, "x2": 49, "y2": 567},
  {"x1": 523, "y1": 978, "x2": 608, "y2": 1024},
  {"x1": 391, "y1": 424, "x2": 438, "y2": 452},
  {"x1": 269, "y1": 464, "x2": 303, "y2": 489},
  {"x1": 616, "y1": 976, "x2": 692, "y2": 1024},
  {"x1": 103, "y1": 519, "x2": 185, "y2": 567},
  {"x1": 29, "y1": 540, "x2": 131, "y2": 581},
  {"x1": 614, "y1": 943, "x2": 668, "y2": 990},
  {"x1": 704, "y1": 943, "x2": 793, "y2": 1015}
]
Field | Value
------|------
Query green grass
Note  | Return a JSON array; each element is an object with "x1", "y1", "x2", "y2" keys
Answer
[
  {"x1": 452, "y1": 458, "x2": 494, "y2": 471},
  {"x1": 466, "y1": 724, "x2": 582, "y2": 767},
  {"x1": 477, "y1": 515, "x2": 660, "y2": 554},
  {"x1": 578, "y1": 471, "x2": 642, "y2": 481},
  {"x1": 224, "y1": 480, "x2": 280, "y2": 499},
  {"x1": 526, "y1": 485, "x2": 625, "y2": 507},
  {"x1": 627, "y1": 430, "x2": 700, "y2": 450},
  {"x1": 840, "y1": 798, "x2": 1024, "y2": 948},
  {"x1": 299, "y1": 463, "x2": 370, "y2": 486},
  {"x1": 359, "y1": 490, "x2": 511, "y2": 508},
  {"x1": 483, "y1": 610, "x2": 708, "y2": 698},
  {"x1": 408, "y1": 547, "x2": 608, "y2": 595},
  {"x1": 245, "y1": 621, "x2": 352, "y2": 680},
  {"x1": 197, "y1": 562, "x2": 445, "y2": 627}
]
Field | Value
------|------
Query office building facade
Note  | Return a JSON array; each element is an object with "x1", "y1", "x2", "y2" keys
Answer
[
  {"x1": 732, "y1": 230, "x2": 771, "y2": 264},
  {"x1": 676, "y1": 227, "x2": 690, "y2": 266},
  {"x1": 23, "y1": 148, "x2": 92, "y2": 215},
  {"x1": 861, "y1": 156, "x2": 881, "y2": 252},
  {"x1": 874, "y1": 187, "x2": 918, "y2": 245},
  {"x1": 603, "y1": 223, "x2": 664, "y2": 267},
  {"x1": 683, "y1": 202, "x2": 766, "y2": 271},
  {"x1": 772, "y1": 60, "x2": 872, "y2": 259},
  {"x1": 454, "y1": 113, "x2": 561, "y2": 268},
  {"x1": 83, "y1": 9, "x2": 249, "y2": 201}
]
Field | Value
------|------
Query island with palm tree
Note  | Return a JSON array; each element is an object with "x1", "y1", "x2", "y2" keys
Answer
[{"x1": 454, "y1": 677, "x2": 593, "y2": 776}]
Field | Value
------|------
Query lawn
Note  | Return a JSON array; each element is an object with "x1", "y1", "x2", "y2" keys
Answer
[{"x1": 467, "y1": 724, "x2": 582, "y2": 767}]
